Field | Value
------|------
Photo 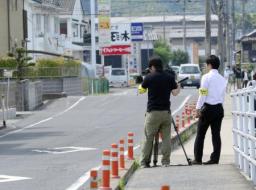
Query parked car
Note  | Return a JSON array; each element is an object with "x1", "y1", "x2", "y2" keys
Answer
[
  {"x1": 171, "y1": 66, "x2": 180, "y2": 75},
  {"x1": 178, "y1": 64, "x2": 201, "y2": 88},
  {"x1": 109, "y1": 68, "x2": 128, "y2": 87}
]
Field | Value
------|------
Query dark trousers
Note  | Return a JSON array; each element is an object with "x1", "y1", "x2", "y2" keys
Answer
[
  {"x1": 243, "y1": 80, "x2": 248, "y2": 88},
  {"x1": 194, "y1": 103, "x2": 224, "y2": 163}
]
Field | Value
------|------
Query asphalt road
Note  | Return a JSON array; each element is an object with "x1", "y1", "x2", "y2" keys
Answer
[{"x1": 0, "y1": 88, "x2": 198, "y2": 190}]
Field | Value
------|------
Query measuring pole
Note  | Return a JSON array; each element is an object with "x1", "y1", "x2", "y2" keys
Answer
[
  {"x1": 90, "y1": 0, "x2": 97, "y2": 77},
  {"x1": 2, "y1": 95, "x2": 6, "y2": 128},
  {"x1": 7, "y1": 76, "x2": 10, "y2": 110}
]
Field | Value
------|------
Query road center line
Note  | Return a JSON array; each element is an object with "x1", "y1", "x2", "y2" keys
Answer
[
  {"x1": 65, "y1": 95, "x2": 192, "y2": 190},
  {"x1": 0, "y1": 97, "x2": 86, "y2": 139}
]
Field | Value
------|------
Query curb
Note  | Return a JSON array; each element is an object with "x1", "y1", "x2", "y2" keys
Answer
[{"x1": 113, "y1": 120, "x2": 198, "y2": 190}]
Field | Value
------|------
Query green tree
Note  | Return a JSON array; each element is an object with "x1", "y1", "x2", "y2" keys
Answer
[
  {"x1": 153, "y1": 40, "x2": 172, "y2": 68},
  {"x1": 9, "y1": 48, "x2": 33, "y2": 80},
  {"x1": 170, "y1": 49, "x2": 189, "y2": 66},
  {"x1": 235, "y1": 13, "x2": 256, "y2": 33}
]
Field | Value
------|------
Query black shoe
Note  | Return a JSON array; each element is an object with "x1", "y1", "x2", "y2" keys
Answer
[
  {"x1": 191, "y1": 160, "x2": 202, "y2": 165},
  {"x1": 140, "y1": 164, "x2": 150, "y2": 168},
  {"x1": 203, "y1": 160, "x2": 218, "y2": 165}
]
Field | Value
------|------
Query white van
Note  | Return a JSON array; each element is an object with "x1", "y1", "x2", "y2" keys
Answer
[
  {"x1": 178, "y1": 64, "x2": 201, "y2": 88},
  {"x1": 109, "y1": 68, "x2": 128, "y2": 87}
]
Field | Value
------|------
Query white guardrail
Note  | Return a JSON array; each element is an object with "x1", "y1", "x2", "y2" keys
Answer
[{"x1": 231, "y1": 84, "x2": 256, "y2": 184}]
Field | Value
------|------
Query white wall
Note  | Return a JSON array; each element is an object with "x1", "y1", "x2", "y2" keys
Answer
[{"x1": 25, "y1": 0, "x2": 64, "y2": 58}]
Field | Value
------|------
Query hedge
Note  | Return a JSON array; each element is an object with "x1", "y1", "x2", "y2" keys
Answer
[
  {"x1": 36, "y1": 58, "x2": 80, "y2": 68},
  {"x1": 0, "y1": 56, "x2": 17, "y2": 68},
  {"x1": 0, "y1": 57, "x2": 81, "y2": 78}
]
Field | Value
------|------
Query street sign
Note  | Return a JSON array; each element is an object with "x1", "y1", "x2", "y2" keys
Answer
[
  {"x1": 101, "y1": 45, "x2": 131, "y2": 56},
  {"x1": 98, "y1": 0, "x2": 111, "y2": 47},
  {"x1": 111, "y1": 23, "x2": 131, "y2": 45},
  {"x1": 3, "y1": 70, "x2": 13, "y2": 78},
  {"x1": 131, "y1": 23, "x2": 144, "y2": 42}
]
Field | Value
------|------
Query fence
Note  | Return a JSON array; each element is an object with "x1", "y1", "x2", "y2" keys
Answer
[
  {"x1": 82, "y1": 78, "x2": 109, "y2": 95},
  {"x1": 0, "y1": 66, "x2": 80, "y2": 79},
  {"x1": 231, "y1": 86, "x2": 256, "y2": 185}
]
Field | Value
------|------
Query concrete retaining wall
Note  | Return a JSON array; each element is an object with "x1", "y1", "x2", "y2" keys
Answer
[
  {"x1": 0, "y1": 81, "x2": 16, "y2": 109},
  {"x1": 0, "y1": 108, "x2": 16, "y2": 119},
  {"x1": 16, "y1": 80, "x2": 43, "y2": 111},
  {"x1": 41, "y1": 77, "x2": 83, "y2": 96}
]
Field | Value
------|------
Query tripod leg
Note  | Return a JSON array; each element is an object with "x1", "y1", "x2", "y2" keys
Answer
[
  {"x1": 153, "y1": 132, "x2": 159, "y2": 166},
  {"x1": 171, "y1": 117, "x2": 192, "y2": 165}
]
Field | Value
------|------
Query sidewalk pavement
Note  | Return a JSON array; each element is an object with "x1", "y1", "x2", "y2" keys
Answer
[{"x1": 125, "y1": 96, "x2": 255, "y2": 190}]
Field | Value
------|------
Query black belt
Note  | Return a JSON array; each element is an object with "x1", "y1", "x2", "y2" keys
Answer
[{"x1": 204, "y1": 103, "x2": 222, "y2": 107}]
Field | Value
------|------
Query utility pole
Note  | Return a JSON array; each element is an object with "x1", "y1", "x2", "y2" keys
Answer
[
  {"x1": 163, "y1": 13, "x2": 166, "y2": 41},
  {"x1": 183, "y1": 0, "x2": 187, "y2": 52},
  {"x1": 7, "y1": 0, "x2": 11, "y2": 51},
  {"x1": 225, "y1": 0, "x2": 231, "y2": 67},
  {"x1": 242, "y1": 0, "x2": 246, "y2": 35},
  {"x1": 218, "y1": 0, "x2": 225, "y2": 75},
  {"x1": 90, "y1": 0, "x2": 97, "y2": 77},
  {"x1": 205, "y1": 0, "x2": 211, "y2": 57},
  {"x1": 231, "y1": 0, "x2": 235, "y2": 60}
]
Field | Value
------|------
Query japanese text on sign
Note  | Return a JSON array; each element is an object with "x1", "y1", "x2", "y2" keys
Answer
[{"x1": 111, "y1": 24, "x2": 131, "y2": 45}]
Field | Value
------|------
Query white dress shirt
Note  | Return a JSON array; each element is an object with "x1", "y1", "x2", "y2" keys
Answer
[{"x1": 196, "y1": 69, "x2": 227, "y2": 110}]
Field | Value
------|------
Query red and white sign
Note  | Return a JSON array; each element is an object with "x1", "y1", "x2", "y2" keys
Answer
[{"x1": 101, "y1": 45, "x2": 131, "y2": 56}]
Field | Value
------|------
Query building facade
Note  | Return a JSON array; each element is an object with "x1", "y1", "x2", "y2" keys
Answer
[
  {"x1": 238, "y1": 30, "x2": 256, "y2": 64},
  {"x1": 0, "y1": 0, "x2": 25, "y2": 56},
  {"x1": 24, "y1": 0, "x2": 89, "y2": 60}
]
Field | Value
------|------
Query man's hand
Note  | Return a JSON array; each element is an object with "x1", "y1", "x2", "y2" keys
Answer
[
  {"x1": 172, "y1": 84, "x2": 181, "y2": 96},
  {"x1": 138, "y1": 85, "x2": 147, "y2": 94},
  {"x1": 195, "y1": 109, "x2": 201, "y2": 118}
]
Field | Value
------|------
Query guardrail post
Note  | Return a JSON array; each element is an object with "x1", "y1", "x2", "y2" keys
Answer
[
  {"x1": 242, "y1": 92, "x2": 250, "y2": 176},
  {"x1": 239, "y1": 94, "x2": 245, "y2": 171},
  {"x1": 249, "y1": 91, "x2": 256, "y2": 184},
  {"x1": 232, "y1": 87, "x2": 256, "y2": 185},
  {"x1": 231, "y1": 94, "x2": 238, "y2": 167}
]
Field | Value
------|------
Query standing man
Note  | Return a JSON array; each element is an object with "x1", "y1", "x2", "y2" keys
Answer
[
  {"x1": 192, "y1": 55, "x2": 227, "y2": 165},
  {"x1": 139, "y1": 56, "x2": 180, "y2": 168},
  {"x1": 242, "y1": 69, "x2": 249, "y2": 88}
]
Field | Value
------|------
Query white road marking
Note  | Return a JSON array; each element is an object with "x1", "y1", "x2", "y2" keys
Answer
[
  {"x1": 172, "y1": 95, "x2": 192, "y2": 116},
  {"x1": 111, "y1": 91, "x2": 128, "y2": 96},
  {"x1": 0, "y1": 97, "x2": 86, "y2": 139},
  {"x1": 32, "y1": 147, "x2": 96, "y2": 154},
  {"x1": 65, "y1": 145, "x2": 141, "y2": 190},
  {"x1": 66, "y1": 166, "x2": 101, "y2": 190},
  {"x1": 0, "y1": 117, "x2": 53, "y2": 138},
  {"x1": 0, "y1": 175, "x2": 31, "y2": 183},
  {"x1": 65, "y1": 95, "x2": 192, "y2": 190},
  {"x1": 53, "y1": 97, "x2": 85, "y2": 117}
]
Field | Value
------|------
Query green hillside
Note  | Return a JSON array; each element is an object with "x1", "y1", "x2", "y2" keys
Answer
[{"x1": 110, "y1": 0, "x2": 256, "y2": 17}]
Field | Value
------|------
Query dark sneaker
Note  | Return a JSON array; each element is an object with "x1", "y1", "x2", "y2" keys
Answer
[
  {"x1": 161, "y1": 164, "x2": 170, "y2": 167},
  {"x1": 191, "y1": 160, "x2": 202, "y2": 165},
  {"x1": 203, "y1": 160, "x2": 218, "y2": 165}
]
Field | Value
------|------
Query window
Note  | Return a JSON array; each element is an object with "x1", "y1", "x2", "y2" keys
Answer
[
  {"x1": 72, "y1": 23, "x2": 79, "y2": 37},
  {"x1": 253, "y1": 42, "x2": 256, "y2": 50},
  {"x1": 180, "y1": 66, "x2": 200, "y2": 74},
  {"x1": 80, "y1": 25, "x2": 85, "y2": 38},
  {"x1": 112, "y1": 70, "x2": 125, "y2": 76},
  {"x1": 44, "y1": 15, "x2": 49, "y2": 33},
  {"x1": 36, "y1": 14, "x2": 42, "y2": 36},
  {"x1": 60, "y1": 22, "x2": 67, "y2": 35},
  {"x1": 54, "y1": 17, "x2": 59, "y2": 34}
]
